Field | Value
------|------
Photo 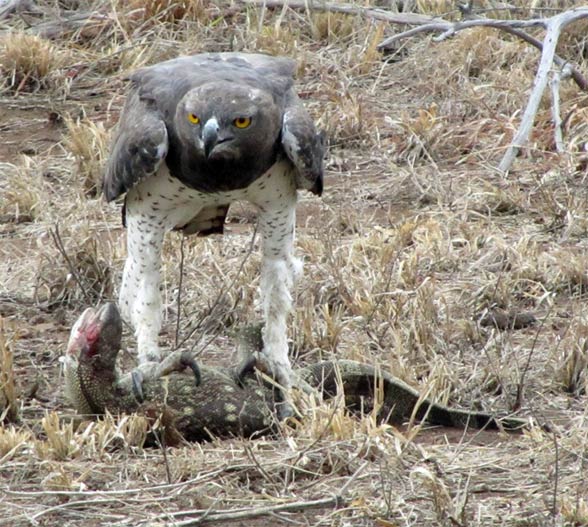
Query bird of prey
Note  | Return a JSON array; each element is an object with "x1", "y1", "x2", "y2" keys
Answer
[{"x1": 103, "y1": 52, "x2": 325, "y2": 394}]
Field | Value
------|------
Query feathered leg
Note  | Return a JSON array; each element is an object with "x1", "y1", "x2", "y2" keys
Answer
[
  {"x1": 255, "y1": 165, "x2": 301, "y2": 393},
  {"x1": 120, "y1": 212, "x2": 166, "y2": 364}
]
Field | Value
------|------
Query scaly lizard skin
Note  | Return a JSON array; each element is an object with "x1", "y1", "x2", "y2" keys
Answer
[{"x1": 62, "y1": 304, "x2": 527, "y2": 442}]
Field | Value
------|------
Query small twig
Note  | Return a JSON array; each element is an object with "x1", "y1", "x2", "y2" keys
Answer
[
  {"x1": 175, "y1": 234, "x2": 186, "y2": 348},
  {"x1": 171, "y1": 460, "x2": 366, "y2": 526},
  {"x1": 49, "y1": 224, "x2": 92, "y2": 303},
  {"x1": 283, "y1": 397, "x2": 343, "y2": 489},
  {"x1": 0, "y1": 0, "x2": 38, "y2": 21},
  {"x1": 152, "y1": 426, "x2": 172, "y2": 485},
  {"x1": 551, "y1": 431, "x2": 560, "y2": 524},
  {"x1": 337, "y1": 459, "x2": 370, "y2": 496},
  {"x1": 244, "y1": 443, "x2": 277, "y2": 485},
  {"x1": 515, "y1": 302, "x2": 554, "y2": 410},
  {"x1": 175, "y1": 222, "x2": 258, "y2": 351},
  {"x1": 30, "y1": 499, "x2": 128, "y2": 522},
  {"x1": 172, "y1": 495, "x2": 344, "y2": 526}
]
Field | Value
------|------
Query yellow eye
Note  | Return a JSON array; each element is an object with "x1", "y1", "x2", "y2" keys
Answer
[
  {"x1": 233, "y1": 117, "x2": 251, "y2": 129},
  {"x1": 187, "y1": 113, "x2": 200, "y2": 124}
]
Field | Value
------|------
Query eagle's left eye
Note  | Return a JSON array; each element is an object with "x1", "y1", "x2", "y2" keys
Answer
[{"x1": 233, "y1": 117, "x2": 252, "y2": 129}]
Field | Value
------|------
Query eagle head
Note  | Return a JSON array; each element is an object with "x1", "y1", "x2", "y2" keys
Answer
[{"x1": 175, "y1": 81, "x2": 282, "y2": 170}]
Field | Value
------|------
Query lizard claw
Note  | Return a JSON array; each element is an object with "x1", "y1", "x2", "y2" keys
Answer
[
  {"x1": 131, "y1": 369, "x2": 145, "y2": 403},
  {"x1": 180, "y1": 351, "x2": 201, "y2": 387}
]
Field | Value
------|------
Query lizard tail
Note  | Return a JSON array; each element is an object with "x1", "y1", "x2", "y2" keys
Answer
[
  {"x1": 299, "y1": 360, "x2": 527, "y2": 432},
  {"x1": 414, "y1": 404, "x2": 526, "y2": 431}
]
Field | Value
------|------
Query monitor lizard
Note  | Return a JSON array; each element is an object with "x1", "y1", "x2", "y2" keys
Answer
[{"x1": 61, "y1": 303, "x2": 528, "y2": 443}]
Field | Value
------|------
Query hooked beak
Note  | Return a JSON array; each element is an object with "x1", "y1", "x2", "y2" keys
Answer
[{"x1": 202, "y1": 118, "x2": 219, "y2": 159}]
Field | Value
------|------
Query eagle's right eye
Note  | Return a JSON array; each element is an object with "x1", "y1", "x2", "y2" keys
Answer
[{"x1": 187, "y1": 113, "x2": 200, "y2": 125}]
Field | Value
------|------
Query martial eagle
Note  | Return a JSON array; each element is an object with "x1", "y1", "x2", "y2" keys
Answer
[{"x1": 103, "y1": 52, "x2": 324, "y2": 394}]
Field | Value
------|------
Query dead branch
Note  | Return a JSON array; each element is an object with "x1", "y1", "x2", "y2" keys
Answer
[
  {"x1": 237, "y1": 0, "x2": 440, "y2": 26},
  {"x1": 239, "y1": 1, "x2": 588, "y2": 172},
  {"x1": 374, "y1": 7, "x2": 588, "y2": 173},
  {"x1": 498, "y1": 8, "x2": 588, "y2": 173},
  {"x1": 377, "y1": 14, "x2": 588, "y2": 91}
]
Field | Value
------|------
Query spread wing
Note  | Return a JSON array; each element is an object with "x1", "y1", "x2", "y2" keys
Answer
[
  {"x1": 103, "y1": 90, "x2": 168, "y2": 202},
  {"x1": 281, "y1": 92, "x2": 325, "y2": 196}
]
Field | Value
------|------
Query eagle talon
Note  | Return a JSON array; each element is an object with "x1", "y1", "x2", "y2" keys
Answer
[
  {"x1": 234, "y1": 354, "x2": 258, "y2": 387},
  {"x1": 276, "y1": 400, "x2": 295, "y2": 421},
  {"x1": 180, "y1": 352, "x2": 201, "y2": 387},
  {"x1": 131, "y1": 370, "x2": 145, "y2": 403}
]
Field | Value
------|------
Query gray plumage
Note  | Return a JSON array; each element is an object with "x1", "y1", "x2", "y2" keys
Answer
[{"x1": 104, "y1": 52, "x2": 324, "y2": 202}]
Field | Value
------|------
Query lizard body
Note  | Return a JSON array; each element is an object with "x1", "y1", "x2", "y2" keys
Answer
[{"x1": 62, "y1": 304, "x2": 527, "y2": 442}]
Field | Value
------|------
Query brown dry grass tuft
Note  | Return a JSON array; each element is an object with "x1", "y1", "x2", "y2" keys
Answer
[
  {"x1": 0, "y1": 32, "x2": 68, "y2": 92},
  {"x1": 0, "y1": 320, "x2": 19, "y2": 424},
  {"x1": 0, "y1": 425, "x2": 31, "y2": 460},
  {"x1": 124, "y1": 0, "x2": 209, "y2": 25},
  {"x1": 555, "y1": 324, "x2": 588, "y2": 394},
  {"x1": 0, "y1": 159, "x2": 43, "y2": 222},
  {"x1": 309, "y1": 12, "x2": 355, "y2": 43},
  {"x1": 36, "y1": 412, "x2": 80, "y2": 461},
  {"x1": 63, "y1": 116, "x2": 110, "y2": 197}
]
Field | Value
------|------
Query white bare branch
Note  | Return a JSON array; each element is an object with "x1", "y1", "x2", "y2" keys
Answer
[
  {"x1": 239, "y1": 1, "x2": 588, "y2": 173},
  {"x1": 498, "y1": 8, "x2": 588, "y2": 172},
  {"x1": 550, "y1": 64, "x2": 573, "y2": 153}
]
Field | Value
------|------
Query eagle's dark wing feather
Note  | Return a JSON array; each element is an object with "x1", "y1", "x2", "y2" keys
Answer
[
  {"x1": 103, "y1": 91, "x2": 168, "y2": 202},
  {"x1": 281, "y1": 92, "x2": 325, "y2": 196}
]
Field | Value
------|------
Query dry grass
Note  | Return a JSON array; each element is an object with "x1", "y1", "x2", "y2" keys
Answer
[
  {"x1": 63, "y1": 116, "x2": 110, "y2": 197},
  {"x1": 0, "y1": 159, "x2": 44, "y2": 222},
  {"x1": 1, "y1": 0, "x2": 588, "y2": 525},
  {"x1": 0, "y1": 319, "x2": 19, "y2": 424},
  {"x1": 0, "y1": 32, "x2": 69, "y2": 93}
]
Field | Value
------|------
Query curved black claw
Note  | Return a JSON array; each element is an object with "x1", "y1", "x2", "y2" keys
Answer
[
  {"x1": 234, "y1": 354, "x2": 257, "y2": 388},
  {"x1": 131, "y1": 370, "x2": 145, "y2": 403},
  {"x1": 276, "y1": 400, "x2": 295, "y2": 421},
  {"x1": 180, "y1": 352, "x2": 201, "y2": 387}
]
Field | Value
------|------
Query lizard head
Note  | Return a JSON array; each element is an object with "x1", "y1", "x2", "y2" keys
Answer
[
  {"x1": 65, "y1": 303, "x2": 123, "y2": 368},
  {"x1": 62, "y1": 303, "x2": 123, "y2": 413}
]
